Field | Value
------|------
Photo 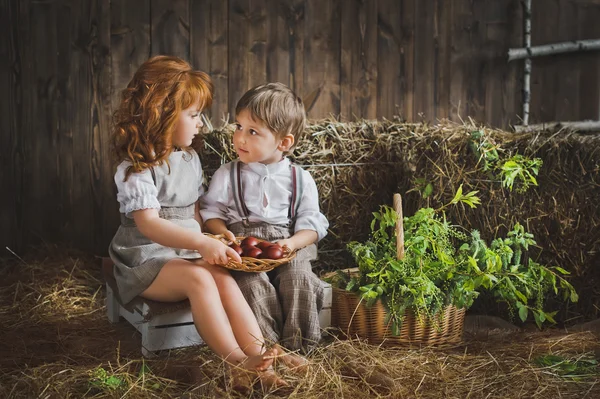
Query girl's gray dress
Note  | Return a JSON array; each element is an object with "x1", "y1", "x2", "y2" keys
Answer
[{"x1": 108, "y1": 150, "x2": 203, "y2": 304}]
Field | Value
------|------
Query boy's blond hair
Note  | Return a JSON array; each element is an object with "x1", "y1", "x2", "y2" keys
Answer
[{"x1": 235, "y1": 83, "x2": 306, "y2": 146}]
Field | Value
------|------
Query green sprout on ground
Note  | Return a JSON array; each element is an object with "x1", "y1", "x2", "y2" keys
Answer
[
  {"x1": 533, "y1": 354, "x2": 599, "y2": 380},
  {"x1": 88, "y1": 366, "x2": 125, "y2": 391}
]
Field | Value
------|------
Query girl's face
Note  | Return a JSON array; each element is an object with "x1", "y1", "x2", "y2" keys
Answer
[
  {"x1": 172, "y1": 104, "x2": 203, "y2": 148},
  {"x1": 233, "y1": 109, "x2": 293, "y2": 164}
]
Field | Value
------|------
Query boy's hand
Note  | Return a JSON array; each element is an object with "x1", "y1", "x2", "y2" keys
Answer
[
  {"x1": 198, "y1": 235, "x2": 242, "y2": 265},
  {"x1": 276, "y1": 230, "x2": 318, "y2": 253},
  {"x1": 223, "y1": 230, "x2": 237, "y2": 243},
  {"x1": 276, "y1": 238, "x2": 296, "y2": 252}
]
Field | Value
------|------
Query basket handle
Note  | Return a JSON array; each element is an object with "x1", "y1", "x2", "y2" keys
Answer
[{"x1": 393, "y1": 193, "x2": 405, "y2": 260}]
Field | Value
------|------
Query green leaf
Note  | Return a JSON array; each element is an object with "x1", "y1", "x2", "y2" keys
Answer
[
  {"x1": 516, "y1": 302, "x2": 528, "y2": 322},
  {"x1": 139, "y1": 361, "x2": 152, "y2": 377},
  {"x1": 533, "y1": 310, "x2": 544, "y2": 328},
  {"x1": 545, "y1": 311, "x2": 557, "y2": 324},
  {"x1": 532, "y1": 354, "x2": 594, "y2": 377},
  {"x1": 346, "y1": 279, "x2": 356, "y2": 292},
  {"x1": 359, "y1": 284, "x2": 374, "y2": 292},
  {"x1": 570, "y1": 290, "x2": 579, "y2": 303},
  {"x1": 514, "y1": 289, "x2": 528, "y2": 303},
  {"x1": 451, "y1": 185, "x2": 463, "y2": 204},
  {"x1": 424, "y1": 183, "x2": 433, "y2": 198},
  {"x1": 105, "y1": 376, "x2": 124, "y2": 389}
]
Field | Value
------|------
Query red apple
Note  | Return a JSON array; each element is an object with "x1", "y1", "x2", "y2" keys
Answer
[
  {"x1": 243, "y1": 247, "x2": 262, "y2": 258},
  {"x1": 241, "y1": 236, "x2": 259, "y2": 247},
  {"x1": 256, "y1": 241, "x2": 273, "y2": 251},
  {"x1": 241, "y1": 244, "x2": 255, "y2": 252},
  {"x1": 260, "y1": 246, "x2": 284, "y2": 260},
  {"x1": 269, "y1": 243, "x2": 284, "y2": 253},
  {"x1": 229, "y1": 243, "x2": 243, "y2": 256}
]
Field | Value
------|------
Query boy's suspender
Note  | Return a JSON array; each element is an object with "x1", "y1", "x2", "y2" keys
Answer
[
  {"x1": 289, "y1": 164, "x2": 303, "y2": 220},
  {"x1": 231, "y1": 161, "x2": 251, "y2": 226},
  {"x1": 231, "y1": 160, "x2": 302, "y2": 227}
]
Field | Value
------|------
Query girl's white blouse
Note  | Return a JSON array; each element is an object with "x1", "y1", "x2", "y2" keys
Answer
[
  {"x1": 199, "y1": 158, "x2": 329, "y2": 241},
  {"x1": 114, "y1": 150, "x2": 205, "y2": 218}
]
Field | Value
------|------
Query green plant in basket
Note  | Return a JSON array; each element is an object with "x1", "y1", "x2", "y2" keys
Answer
[{"x1": 337, "y1": 186, "x2": 577, "y2": 336}]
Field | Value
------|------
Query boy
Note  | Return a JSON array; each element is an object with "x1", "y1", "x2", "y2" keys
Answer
[{"x1": 200, "y1": 83, "x2": 328, "y2": 354}]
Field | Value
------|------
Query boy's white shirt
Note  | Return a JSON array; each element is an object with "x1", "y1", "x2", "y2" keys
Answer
[{"x1": 199, "y1": 157, "x2": 329, "y2": 241}]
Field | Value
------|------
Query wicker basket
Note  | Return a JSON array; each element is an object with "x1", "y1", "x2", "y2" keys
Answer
[
  {"x1": 205, "y1": 234, "x2": 297, "y2": 273},
  {"x1": 329, "y1": 193, "x2": 466, "y2": 346}
]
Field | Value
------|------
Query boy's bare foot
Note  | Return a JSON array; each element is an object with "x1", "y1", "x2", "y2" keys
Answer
[
  {"x1": 258, "y1": 369, "x2": 289, "y2": 392},
  {"x1": 238, "y1": 347, "x2": 277, "y2": 372},
  {"x1": 270, "y1": 344, "x2": 310, "y2": 373},
  {"x1": 227, "y1": 366, "x2": 254, "y2": 393},
  {"x1": 227, "y1": 349, "x2": 283, "y2": 392},
  {"x1": 228, "y1": 364, "x2": 288, "y2": 393}
]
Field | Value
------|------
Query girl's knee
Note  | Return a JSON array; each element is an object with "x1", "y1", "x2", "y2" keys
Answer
[{"x1": 182, "y1": 266, "x2": 216, "y2": 292}]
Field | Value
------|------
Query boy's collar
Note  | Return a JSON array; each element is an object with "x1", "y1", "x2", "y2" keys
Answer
[{"x1": 243, "y1": 157, "x2": 290, "y2": 176}]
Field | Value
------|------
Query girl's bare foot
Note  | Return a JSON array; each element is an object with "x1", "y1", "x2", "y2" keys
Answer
[{"x1": 271, "y1": 344, "x2": 310, "y2": 373}]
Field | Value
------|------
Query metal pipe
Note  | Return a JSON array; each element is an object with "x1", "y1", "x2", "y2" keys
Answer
[
  {"x1": 522, "y1": 0, "x2": 532, "y2": 126},
  {"x1": 508, "y1": 39, "x2": 600, "y2": 61}
]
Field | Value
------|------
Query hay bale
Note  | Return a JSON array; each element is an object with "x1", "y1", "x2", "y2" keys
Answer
[{"x1": 194, "y1": 118, "x2": 600, "y2": 322}]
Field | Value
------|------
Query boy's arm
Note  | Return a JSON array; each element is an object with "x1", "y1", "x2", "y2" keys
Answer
[
  {"x1": 198, "y1": 165, "x2": 237, "y2": 242},
  {"x1": 276, "y1": 229, "x2": 318, "y2": 252},
  {"x1": 194, "y1": 200, "x2": 204, "y2": 227},
  {"x1": 204, "y1": 218, "x2": 237, "y2": 242},
  {"x1": 283, "y1": 170, "x2": 328, "y2": 251}
]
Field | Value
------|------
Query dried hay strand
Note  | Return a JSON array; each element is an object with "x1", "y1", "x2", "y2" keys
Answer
[
  {"x1": 1, "y1": 246, "x2": 600, "y2": 398},
  {"x1": 194, "y1": 118, "x2": 600, "y2": 322}
]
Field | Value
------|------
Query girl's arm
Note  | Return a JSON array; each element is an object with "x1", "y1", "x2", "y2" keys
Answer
[{"x1": 133, "y1": 208, "x2": 241, "y2": 265}]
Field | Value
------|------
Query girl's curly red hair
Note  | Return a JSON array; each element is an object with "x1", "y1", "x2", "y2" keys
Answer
[{"x1": 112, "y1": 55, "x2": 213, "y2": 180}]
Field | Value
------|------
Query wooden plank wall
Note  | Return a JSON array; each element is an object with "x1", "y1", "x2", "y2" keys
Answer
[{"x1": 2, "y1": 0, "x2": 599, "y2": 254}]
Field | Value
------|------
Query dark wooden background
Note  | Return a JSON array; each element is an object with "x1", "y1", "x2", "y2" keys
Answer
[{"x1": 2, "y1": 0, "x2": 600, "y2": 255}]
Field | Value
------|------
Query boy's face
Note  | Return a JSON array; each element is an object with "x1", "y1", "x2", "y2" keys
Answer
[
  {"x1": 233, "y1": 109, "x2": 294, "y2": 164},
  {"x1": 172, "y1": 103, "x2": 203, "y2": 148}
]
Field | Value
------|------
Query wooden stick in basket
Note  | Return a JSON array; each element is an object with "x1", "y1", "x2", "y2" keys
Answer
[{"x1": 393, "y1": 193, "x2": 405, "y2": 261}]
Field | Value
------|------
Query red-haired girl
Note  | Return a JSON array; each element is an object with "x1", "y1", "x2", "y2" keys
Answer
[{"x1": 108, "y1": 55, "x2": 284, "y2": 389}]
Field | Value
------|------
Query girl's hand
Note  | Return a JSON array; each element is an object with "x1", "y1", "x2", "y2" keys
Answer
[{"x1": 199, "y1": 235, "x2": 242, "y2": 265}]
